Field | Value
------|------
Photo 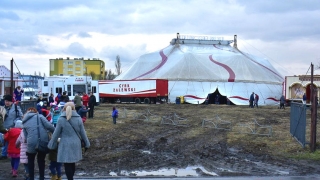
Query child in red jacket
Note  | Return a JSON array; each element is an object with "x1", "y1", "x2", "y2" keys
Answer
[{"x1": 4, "y1": 120, "x2": 23, "y2": 177}]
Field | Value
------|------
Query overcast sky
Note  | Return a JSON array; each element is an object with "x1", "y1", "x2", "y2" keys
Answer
[{"x1": 0, "y1": 0, "x2": 319, "y2": 77}]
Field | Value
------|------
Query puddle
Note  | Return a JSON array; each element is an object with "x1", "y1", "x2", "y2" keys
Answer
[{"x1": 111, "y1": 166, "x2": 218, "y2": 177}]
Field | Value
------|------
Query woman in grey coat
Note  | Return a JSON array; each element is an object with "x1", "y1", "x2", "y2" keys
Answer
[
  {"x1": 22, "y1": 107, "x2": 55, "y2": 180},
  {"x1": 48, "y1": 102, "x2": 90, "y2": 180}
]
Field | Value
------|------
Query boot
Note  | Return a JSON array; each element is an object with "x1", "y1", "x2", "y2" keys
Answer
[
  {"x1": 50, "y1": 174, "x2": 58, "y2": 180},
  {"x1": 57, "y1": 176, "x2": 62, "y2": 180},
  {"x1": 12, "y1": 169, "x2": 17, "y2": 177}
]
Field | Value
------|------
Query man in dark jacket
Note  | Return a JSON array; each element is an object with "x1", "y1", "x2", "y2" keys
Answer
[
  {"x1": 280, "y1": 95, "x2": 285, "y2": 109},
  {"x1": 249, "y1": 92, "x2": 254, "y2": 108},
  {"x1": 88, "y1": 93, "x2": 96, "y2": 118}
]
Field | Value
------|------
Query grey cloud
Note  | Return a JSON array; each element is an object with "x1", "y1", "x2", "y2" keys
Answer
[
  {"x1": 78, "y1": 32, "x2": 91, "y2": 38},
  {"x1": 0, "y1": 11, "x2": 20, "y2": 20},
  {"x1": 65, "y1": 42, "x2": 95, "y2": 57},
  {"x1": 236, "y1": 0, "x2": 320, "y2": 13},
  {"x1": 29, "y1": 46, "x2": 47, "y2": 54},
  {"x1": 0, "y1": 44, "x2": 6, "y2": 49},
  {"x1": 0, "y1": 0, "x2": 91, "y2": 11},
  {"x1": 0, "y1": 31, "x2": 37, "y2": 47},
  {"x1": 99, "y1": 44, "x2": 147, "y2": 70}
]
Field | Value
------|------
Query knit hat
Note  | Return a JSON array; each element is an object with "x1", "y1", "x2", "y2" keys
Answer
[
  {"x1": 15, "y1": 120, "x2": 23, "y2": 128},
  {"x1": 4, "y1": 95, "x2": 13, "y2": 102}
]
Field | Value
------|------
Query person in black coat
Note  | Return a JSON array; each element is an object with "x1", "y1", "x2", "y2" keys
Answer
[
  {"x1": 88, "y1": 93, "x2": 96, "y2": 118},
  {"x1": 249, "y1": 92, "x2": 254, "y2": 108},
  {"x1": 48, "y1": 93, "x2": 54, "y2": 104}
]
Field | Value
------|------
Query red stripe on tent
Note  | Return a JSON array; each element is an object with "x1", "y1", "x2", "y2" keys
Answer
[
  {"x1": 209, "y1": 55, "x2": 235, "y2": 82},
  {"x1": 184, "y1": 95, "x2": 206, "y2": 100},
  {"x1": 266, "y1": 97, "x2": 279, "y2": 102},
  {"x1": 229, "y1": 96, "x2": 249, "y2": 101},
  {"x1": 132, "y1": 50, "x2": 168, "y2": 80},
  {"x1": 214, "y1": 45, "x2": 282, "y2": 80}
]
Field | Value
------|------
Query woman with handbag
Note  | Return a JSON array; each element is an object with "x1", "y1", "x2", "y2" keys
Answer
[
  {"x1": 22, "y1": 107, "x2": 55, "y2": 180},
  {"x1": 48, "y1": 102, "x2": 90, "y2": 180}
]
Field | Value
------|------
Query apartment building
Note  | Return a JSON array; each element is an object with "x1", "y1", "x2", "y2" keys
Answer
[{"x1": 49, "y1": 57, "x2": 105, "y2": 80}]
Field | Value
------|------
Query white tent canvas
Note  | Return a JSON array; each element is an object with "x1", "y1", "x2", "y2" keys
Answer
[{"x1": 116, "y1": 35, "x2": 283, "y2": 105}]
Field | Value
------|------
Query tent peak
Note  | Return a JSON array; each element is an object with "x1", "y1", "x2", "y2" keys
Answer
[{"x1": 170, "y1": 33, "x2": 233, "y2": 46}]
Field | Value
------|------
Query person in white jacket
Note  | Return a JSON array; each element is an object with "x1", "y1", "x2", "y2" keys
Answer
[{"x1": 16, "y1": 126, "x2": 29, "y2": 179}]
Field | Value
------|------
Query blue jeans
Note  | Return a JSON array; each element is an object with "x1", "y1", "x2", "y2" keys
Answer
[
  {"x1": 0, "y1": 134, "x2": 8, "y2": 157},
  {"x1": 24, "y1": 163, "x2": 29, "y2": 174},
  {"x1": 11, "y1": 157, "x2": 20, "y2": 170},
  {"x1": 113, "y1": 117, "x2": 117, "y2": 124},
  {"x1": 49, "y1": 161, "x2": 62, "y2": 177}
]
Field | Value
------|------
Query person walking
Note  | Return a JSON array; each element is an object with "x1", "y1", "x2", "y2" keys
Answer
[
  {"x1": 302, "y1": 93, "x2": 307, "y2": 104},
  {"x1": 280, "y1": 95, "x2": 286, "y2": 109},
  {"x1": 215, "y1": 94, "x2": 220, "y2": 104},
  {"x1": 0, "y1": 106, "x2": 8, "y2": 134},
  {"x1": 88, "y1": 93, "x2": 96, "y2": 118},
  {"x1": 249, "y1": 92, "x2": 254, "y2": 108},
  {"x1": 0, "y1": 107, "x2": 8, "y2": 161},
  {"x1": 112, "y1": 107, "x2": 118, "y2": 124},
  {"x1": 82, "y1": 93, "x2": 89, "y2": 108},
  {"x1": 254, "y1": 94, "x2": 259, "y2": 108},
  {"x1": 0, "y1": 95, "x2": 23, "y2": 160},
  {"x1": 48, "y1": 146, "x2": 62, "y2": 180},
  {"x1": 22, "y1": 107, "x2": 55, "y2": 180},
  {"x1": 49, "y1": 94, "x2": 55, "y2": 105},
  {"x1": 14, "y1": 86, "x2": 24, "y2": 102},
  {"x1": 73, "y1": 93, "x2": 82, "y2": 112},
  {"x1": 4, "y1": 120, "x2": 23, "y2": 177},
  {"x1": 48, "y1": 102, "x2": 90, "y2": 180},
  {"x1": 16, "y1": 124, "x2": 29, "y2": 180},
  {"x1": 61, "y1": 92, "x2": 69, "y2": 102},
  {"x1": 78, "y1": 105, "x2": 89, "y2": 123},
  {"x1": 51, "y1": 106, "x2": 62, "y2": 127}
]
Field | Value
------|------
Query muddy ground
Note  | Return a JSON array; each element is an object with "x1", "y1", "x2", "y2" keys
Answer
[{"x1": 1, "y1": 103, "x2": 320, "y2": 179}]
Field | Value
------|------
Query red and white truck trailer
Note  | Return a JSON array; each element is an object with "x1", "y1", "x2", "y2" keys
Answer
[{"x1": 99, "y1": 79, "x2": 168, "y2": 104}]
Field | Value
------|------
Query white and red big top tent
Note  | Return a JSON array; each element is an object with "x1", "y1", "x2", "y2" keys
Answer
[{"x1": 115, "y1": 34, "x2": 284, "y2": 105}]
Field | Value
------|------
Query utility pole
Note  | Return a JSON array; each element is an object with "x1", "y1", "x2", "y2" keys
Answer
[
  {"x1": 310, "y1": 63, "x2": 317, "y2": 152},
  {"x1": 10, "y1": 58, "x2": 14, "y2": 97}
]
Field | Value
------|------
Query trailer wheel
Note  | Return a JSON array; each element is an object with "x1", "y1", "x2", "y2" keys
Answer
[
  {"x1": 135, "y1": 98, "x2": 141, "y2": 104},
  {"x1": 144, "y1": 98, "x2": 150, "y2": 104}
]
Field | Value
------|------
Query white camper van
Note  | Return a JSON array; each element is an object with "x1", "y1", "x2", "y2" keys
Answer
[{"x1": 38, "y1": 75, "x2": 99, "y2": 103}]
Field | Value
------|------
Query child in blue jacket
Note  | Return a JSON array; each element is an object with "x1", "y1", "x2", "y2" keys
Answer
[{"x1": 111, "y1": 107, "x2": 118, "y2": 124}]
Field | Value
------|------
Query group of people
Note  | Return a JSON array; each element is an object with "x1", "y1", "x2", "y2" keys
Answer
[
  {"x1": 249, "y1": 92, "x2": 259, "y2": 108},
  {"x1": 0, "y1": 94, "x2": 90, "y2": 180}
]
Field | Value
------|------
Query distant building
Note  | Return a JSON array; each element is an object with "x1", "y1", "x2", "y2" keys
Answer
[
  {"x1": 0, "y1": 65, "x2": 21, "y2": 98},
  {"x1": 49, "y1": 57, "x2": 105, "y2": 80},
  {"x1": 19, "y1": 74, "x2": 44, "y2": 89},
  {"x1": 284, "y1": 75, "x2": 320, "y2": 104}
]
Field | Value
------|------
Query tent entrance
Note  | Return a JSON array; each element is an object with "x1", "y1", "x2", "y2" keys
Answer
[{"x1": 207, "y1": 89, "x2": 233, "y2": 105}]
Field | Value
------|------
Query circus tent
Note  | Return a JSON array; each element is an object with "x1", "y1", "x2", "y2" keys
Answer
[{"x1": 115, "y1": 34, "x2": 283, "y2": 105}]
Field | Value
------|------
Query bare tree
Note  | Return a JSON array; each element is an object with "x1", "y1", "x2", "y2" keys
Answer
[
  {"x1": 115, "y1": 55, "x2": 122, "y2": 75},
  {"x1": 34, "y1": 71, "x2": 37, "y2": 76},
  {"x1": 43, "y1": 73, "x2": 46, "y2": 77},
  {"x1": 106, "y1": 69, "x2": 115, "y2": 80},
  {"x1": 38, "y1": 71, "x2": 41, "y2": 76},
  {"x1": 89, "y1": 71, "x2": 97, "y2": 80}
]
